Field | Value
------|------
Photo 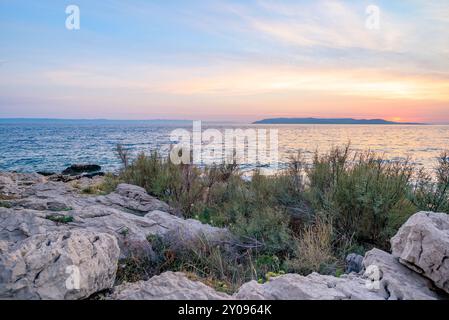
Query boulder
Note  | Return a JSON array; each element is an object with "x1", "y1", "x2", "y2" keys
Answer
[
  {"x1": 345, "y1": 253, "x2": 364, "y2": 274},
  {"x1": 110, "y1": 272, "x2": 231, "y2": 300},
  {"x1": 234, "y1": 273, "x2": 382, "y2": 300},
  {"x1": 0, "y1": 182, "x2": 230, "y2": 260},
  {"x1": 22, "y1": 181, "x2": 76, "y2": 199},
  {"x1": 62, "y1": 164, "x2": 102, "y2": 176},
  {"x1": 363, "y1": 248, "x2": 444, "y2": 300},
  {"x1": 391, "y1": 212, "x2": 449, "y2": 294},
  {"x1": 145, "y1": 210, "x2": 231, "y2": 245},
  {"x1": 37, "y1": 171, "x2": 56, "y2": 177},
  {"x1": 96, "y1": 184, "x2": 172, "y2": 215},
  {"x1": 235, "y1": 249, "x2": 448, "y2": 300},
  {"x1": 0, "y1": 230, "x2": 119, "y2": 300},
  {"x1": 0, "y1": 172, "x2": 46, "y2": 198},
  {"x1": 0, "y1": 207, "x2": 61, "y2": 243}
]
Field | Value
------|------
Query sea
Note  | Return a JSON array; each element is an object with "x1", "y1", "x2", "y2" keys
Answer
[{"x1": 1, "y1": 119, "x2": 448, "y2": 174}]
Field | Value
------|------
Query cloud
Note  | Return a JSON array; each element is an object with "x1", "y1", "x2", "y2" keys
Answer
[
  {"x1": 39, "y1": 61, "x2": 449, "y2": 103},
  {"x1": 216, "y1": 0, "x2": 405, "y2": 51}
]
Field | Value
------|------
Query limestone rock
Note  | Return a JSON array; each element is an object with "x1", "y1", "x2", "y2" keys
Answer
[
  {"x1": 145, "y1": 210, "x2": 230, "y2": 244},
  {"x1": 0, "y1": 172, "x2": 46, "y2": 198},
  {"x1": 0, "y1": 230, "x2": 119, "y2": 300},
  {"x1": 234, "y1": 273, "x2": 382, "y2": 300},
  {"x1": 110, "y1": 272, "x2": 231, "y2": 300},
  {"x1": 96, "y1": 184, "x2": 172, "y2": 215},
  {"x1": 363, "y1": 248, "x2": 443, "y2": 300},
  {"x1": 391, "y1": 211, "x2": 449, "y2": 293},
  {"x1": 0, "y1": 207, "x2": 61, "y2": 243},
  {"x1": 0, "y1": 185, "x2": 230, "y2": 261}
]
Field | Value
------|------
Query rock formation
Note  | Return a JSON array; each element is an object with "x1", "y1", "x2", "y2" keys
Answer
[
  {"x1": 0, "y1": 172, "x2": 448, "y2": 300},
  {"x1": 391, "y1": 211, "x2": 449, "y2": 294}
]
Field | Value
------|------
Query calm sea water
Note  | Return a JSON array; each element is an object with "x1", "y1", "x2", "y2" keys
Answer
[{"x1": 1, "y1": 119, "x2": 448, "y2": 173}]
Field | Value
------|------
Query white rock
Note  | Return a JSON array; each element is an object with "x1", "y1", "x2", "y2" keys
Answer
[
  {"x1": 145, "y1": 210, "x2": 230, "y2": 244},
  {"x1": 0, "y1": 230, "x2": 119, "y2": 300},
  {"x1": 110, "y1": 272, "x2": 231, "y2": 300},
  {"x1": 0, "y1": 172, "x2": 46, "y2": 198},
  {"x1": 363, "y1": 248, "x2": 443, "y2": 300},
  {"x1": 1, "y1": 182, "x2": 230, "y2": 261},
  {"x1": 96, "y1": 184, "x2": 172, "y2": 215},
  {"x1": 391, "y1": 211, "x2": 449, "y2": 293},
  {"x1": 234, "y1": 273, "x2": 382, "y2": 300}
]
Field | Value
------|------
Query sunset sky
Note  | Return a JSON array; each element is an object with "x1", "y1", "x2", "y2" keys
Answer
[{"x1": 1, "y1": 0, "x2": 449, "y2": 123}]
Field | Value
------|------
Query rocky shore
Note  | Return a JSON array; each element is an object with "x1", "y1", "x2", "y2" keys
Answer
[{"x1": 0, "y1": 171, "x2": 448, "y2": 300}]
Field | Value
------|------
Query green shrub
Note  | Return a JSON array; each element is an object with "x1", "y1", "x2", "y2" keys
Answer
[
  {"x1": 412, "y1": 151, "x2": 449, "y2": 213},
  {"x1": 232, "y1": 207, "x2": 293, "y2": 257},
  {"x1": 306, "y1": 146, "x2": 415, "y2": 249},
  {"x1": 109, "y1": 144, "x2": 448, "y2": 286}
]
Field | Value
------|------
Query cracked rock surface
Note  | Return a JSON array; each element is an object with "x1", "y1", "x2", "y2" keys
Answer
[
  {"x1": 0, "y1": 230, "x2": 119, "y2": 299},
  {"x1": 1, "y1": 172, "x2": 448, "y2": 300},
  {"x1": 109, "y1": 272, "x2": 232, "y2": 300},
  {"x1": 391, "y1": 211, "x2": 449, "y2": 294}
]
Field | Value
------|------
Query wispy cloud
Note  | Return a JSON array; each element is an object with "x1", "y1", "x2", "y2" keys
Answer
[{"x1": 1, "y1": 0, "x2": 449, "y2": 121}]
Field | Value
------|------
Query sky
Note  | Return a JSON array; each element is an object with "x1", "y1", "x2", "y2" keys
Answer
[{"x1": 0, "y1": 0, "x2": 448, "y2": 123}]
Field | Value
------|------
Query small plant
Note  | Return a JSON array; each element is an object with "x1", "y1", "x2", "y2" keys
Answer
[
  {"x1": 287, "y1": 216, "x2": 335, "y2": 275},
  {"x1": 81, "y1": 186, "x2": 95, "y2": 194},
  {"x1": 45, "y1": 214, "x2": 74, "y2": 224},
  {"x1": 257, "y1": 270, "x2": 286, "y2": 284},
  {"x1": 48, "y1": 205, "x2": 73, "y2": 212},
  {"x1": 99, "y1": 173, "x2": 121, "y2": 194},
  {"x1": 116, "y1": 256, "x2": 153, "y2": 284},
  {"x1": 118, "y1": 227, "x2": 129, "y2": 237},
  {"x1": 0, "y1": 200, "x2": 12, "y2": 208},
  {"x1": 335, "y1": 268, "x2": 344, "y2": 278}
]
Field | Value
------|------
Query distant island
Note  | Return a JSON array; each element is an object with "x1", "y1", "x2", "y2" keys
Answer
[{"x1": 253, "y1": 117, "x2": 424, "y2": 125}]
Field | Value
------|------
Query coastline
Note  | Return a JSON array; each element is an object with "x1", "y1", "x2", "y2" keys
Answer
[{"x1": 1, "y1": 169, "x2": 448, "y2": 300}]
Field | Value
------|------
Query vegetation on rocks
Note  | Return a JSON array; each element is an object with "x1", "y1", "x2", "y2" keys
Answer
[
  {"x1": 110, "y1": 144, "x2": 449, "y2": 292},
  {"x1": 45, "y1": 214, "x2": 74, "y2": 224}
]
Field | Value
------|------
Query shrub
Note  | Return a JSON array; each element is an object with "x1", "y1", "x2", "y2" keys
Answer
[
  {"x1": 149, "y1": 233, "x2": 255, "y2": 293},
  {"x1": 99, "y1": 173, "x2": 121, "y2": 194},
  {"x1": 306, "y1": 145, "x2": 415, "y2": 249},
  {"x1": 287, "y1": 216, "x2": 336, "y2": 275},
  {"x1": 232, "y1": 207, "x2": 293, "y2": 257},
  {"x1": 412, "y1": 151, "x2": 449, "y2": 213},
  {"x1": 110, "y1": 144, "x2": 448, "y2": 285},
  {"x1": 119, "y1": 151, "x2": 207, "y2": 217}
]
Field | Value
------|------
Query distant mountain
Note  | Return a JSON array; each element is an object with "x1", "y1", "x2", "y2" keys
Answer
[{"x1": 253, "y1": 117, "x2": 424, "y2": 125}]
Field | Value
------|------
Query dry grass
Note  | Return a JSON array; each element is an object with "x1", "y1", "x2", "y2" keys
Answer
[{"x1": 287, "y1": 216, "x2": 336, "y2": 275}]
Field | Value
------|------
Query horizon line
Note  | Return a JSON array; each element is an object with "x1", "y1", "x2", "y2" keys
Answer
[{"x1": 0, "y1": 117, "x2": 447, "y2": 125}]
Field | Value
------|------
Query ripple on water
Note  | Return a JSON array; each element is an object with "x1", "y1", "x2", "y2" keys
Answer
[{"x1": 1, "y1": 123, "x2": 448, "y2": 173}]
